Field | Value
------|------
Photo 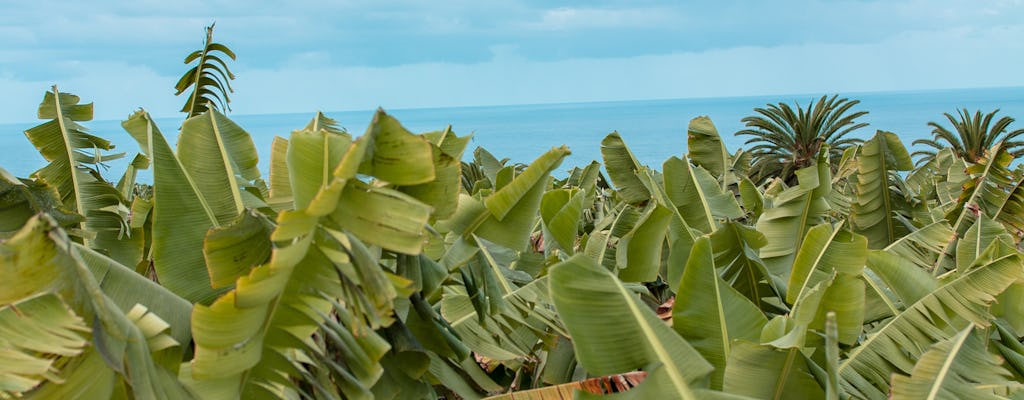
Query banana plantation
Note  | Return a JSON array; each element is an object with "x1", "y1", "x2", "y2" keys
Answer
[{"x1": 5, "y1": 84, "x2": 1024, "y2": 400}]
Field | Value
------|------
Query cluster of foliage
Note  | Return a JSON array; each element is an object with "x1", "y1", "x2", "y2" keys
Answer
[
  {"x1": 7, "y1": 25, "x2": 1024, "y2": 400},
  {"x1": 5, "y1": 83, "x2": 1024, "y2": 399}
]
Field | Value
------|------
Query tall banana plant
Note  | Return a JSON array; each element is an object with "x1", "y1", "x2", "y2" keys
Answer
[
  {"x1": 122, "y1": 108, "x2": 257, "y2": 304},
  {"x1": 24, "y1": 88, "x2": 140, "y2": 267},
  {"x1": 175, "y1": 23, "x2": 236, "y2": 117}
]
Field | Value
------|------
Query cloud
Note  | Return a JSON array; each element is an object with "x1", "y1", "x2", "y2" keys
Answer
[
  {"x1": 1, "y1": 0, "x2": 1023, "y2": 123},
  {"x1": 525, "y1": 7, "x2": 678, "y2": 31},
  {"x1": 220, "y1": 24, "x2": 1024, "y2": 118}
]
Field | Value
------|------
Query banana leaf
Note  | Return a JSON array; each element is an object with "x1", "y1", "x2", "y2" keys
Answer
[
  {"x1": 890, "y1": 326, "x2": 1019, "y2": 399},
  {"x1": 601, "y1": 132, "x2": 650, "y2": 205},
  {"x1": 673, "y1": 237, "x2": 768, "y2": 389},
  {"x1": 549, "y1": 254, "x2": 714, "y2": 398},
  {"x1": 851, "y1": 131, "x2": 915, "y2": 249}
]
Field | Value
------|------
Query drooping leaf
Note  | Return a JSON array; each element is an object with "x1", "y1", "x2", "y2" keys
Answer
[
  {"x1": 0, "y1": 293, "x2": 88, "y2": 395},
  {"x1": 203, "y1": 209, "x2": 273, "y2": 288},
  {"x1": 1, "y1": 215, "x2": 193, "y2": 399},
  {"x1": 956, "y1": 214, "x2": 1013, "y2": 273},
  {"x1": 787, "y1": 222, "x2": 868, "y2": 305},
  {"x1": 0, "y1": 168, "x2": 83, "y2": 235},
  {"x1": 268, "y1": 136, "x2": 292, "y2": 207},
  {"x1": 442, "y1": 147, "x2": 570, "y2": 251},
  {"x1": 708, "y1": 222, "x2": 781, "y2": 312}
]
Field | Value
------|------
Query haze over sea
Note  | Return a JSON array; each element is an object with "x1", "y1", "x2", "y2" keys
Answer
[{"x1": 2, "y1": 86, "x2": 1023, "y2": 181}]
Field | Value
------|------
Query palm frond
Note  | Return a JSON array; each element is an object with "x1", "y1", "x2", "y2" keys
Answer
[{"x1": 176, "y1": 23, "x2": 236, "y2": 117}]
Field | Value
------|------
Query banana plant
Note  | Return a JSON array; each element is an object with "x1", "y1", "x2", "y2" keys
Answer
[{"x1": 24, "y1": 88, "x2": 140, "y2": 267}]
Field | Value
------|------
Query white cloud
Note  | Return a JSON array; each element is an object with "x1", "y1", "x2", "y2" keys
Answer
[
  {"x1": 526, "y1": 7, "x2": 678, "y2": 31},
  {"x1": 0, "y1": 3, "x2": 1022, "y2": 123}
]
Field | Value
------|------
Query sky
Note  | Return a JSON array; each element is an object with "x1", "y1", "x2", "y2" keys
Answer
[{"x1": 0, "y1": 0, "x2": 1022, "y2": 123}]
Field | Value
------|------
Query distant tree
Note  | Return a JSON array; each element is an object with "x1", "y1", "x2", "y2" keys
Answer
[
  {"x1": 737, "y1": 95, "x2": 868, "y2": 184},
  {"x1": 912, "y1": 109, "x2": 1024, "y2": 165},
  {"x1": 175, "y1": 23, "x2": 236, "y2": 118}
]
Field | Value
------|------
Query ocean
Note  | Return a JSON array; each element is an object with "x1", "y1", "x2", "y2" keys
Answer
[{"x1": 2, "y1": 86, "x2": 1023, "y2": 182}]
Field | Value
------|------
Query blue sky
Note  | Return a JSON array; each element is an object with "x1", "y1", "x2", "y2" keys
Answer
[{"x1": 1, "y1": 0, "x2": 1022, "y2": 123}]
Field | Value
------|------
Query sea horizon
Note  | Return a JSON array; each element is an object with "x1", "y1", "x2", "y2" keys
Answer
[{"x1": 2, "y1": 85, "x2": 1023, "y2": 181}]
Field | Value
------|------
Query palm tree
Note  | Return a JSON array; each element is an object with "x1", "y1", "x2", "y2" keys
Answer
[
  {"x1": 912, "y1": 109, "x2": 1024, "y2": 165},
  {"x1": 737, "y1": 95, "x2": 868, "y2": 184}
]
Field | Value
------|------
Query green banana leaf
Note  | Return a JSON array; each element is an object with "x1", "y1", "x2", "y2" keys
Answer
[
  {"x1": 851, "y1": 131, "x2": 915, "y2": 249},
  {"x1": 190, "y1": 209, "x2": 397, "y2": 398},
  {"x1": 756, "y1": 148, "x2": 832, "y2": 289},
  {"x1": 357, "y1": 109, "x2": 435, "y2": 186},
  {"x1": 948, "y1": 143, "x2": 1014, "y2": 237},
  {"x1": 663, "y1": 156, "x2": 743, "y2": 234},
  {"x1": 400, "y1": 127, "x2": 470, "y2": 220},
  {"x1": 0, "y1": 293, "x2": 88, "y2": 395},
  {"x1": 1, "y1": 215, "x2": 192, "y2": 399},
  {"x1": 549, "y1": 254, "x2": 714, "y2": 398},
  {"x1": 839, "y1": 247, "x2": 1024, "y2": 399},
  {"x1": 722, "y1": 341, "x2": 825, "y2": 399},
  {"x1": 0, "y1": 167, "x2": 83, "y2": 236},
  {"x1": 865, "y1": 250, "x2": 937, "y2": 308},
  {"x1": 616, "y1": 203, "x2": 672, "y2": 282},
  {"x1": 25, "y1": 88, "x2": 139, "y2": 267},
  {"x1": 441, "y1": 147, "x2": 570, "y2": 251},
  {"x1": 178, "y1": 108, "x2": 258, "y2": 223},
  {"x1": 707, "y1": 222, "x2": 781, "y2": 312},
  {"x1": 956, "y1": 214, "x2": 1014, "y2": 273},
  {"x1": 738, "y1": 177, "x2": 764, "y2": 221},
  {"x1": 122, "y1": 110, "x2": 230, "y2": 304},
  {"x1": 540, "y1": 188, "x2": 587, "y2": 253},
  {"x1": 673, "y1": 237, "x2": 768, "y2": 389},
  {"x1": 890, "y1": 326, "x2": 1018, "y2": 399},
  {"x1": 286, "y1": 126, "x2": 352, "y2": 209},
  {"x1": 633, "y1": 167, "x2": 699, "y2": 289},
  {"x1": 787, "y1": 222, "x2": 867, "y2": 305},
  {"x1": 203, "y1": 210, "x2": 273, "y2": 288},
  {"x1": 687, "y1": 116, "x2": 730, "y2": 184},
  {"x1": 268, "y1": 135, "x2": 292, "y2": 207},
  {"x1": 601, "y1": 132, "x2": 650, "y2": 205},
  {"x1": 880, "y1": 220, "x2": 956, "y2": 273}
]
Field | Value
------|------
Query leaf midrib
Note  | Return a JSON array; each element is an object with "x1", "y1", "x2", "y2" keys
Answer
[
  {"x1": 51, "y1": 86, "x2": 87, "y2": 247},
  {"x1": 613, "y1": 273, "x2": 696, "y2": 398}
]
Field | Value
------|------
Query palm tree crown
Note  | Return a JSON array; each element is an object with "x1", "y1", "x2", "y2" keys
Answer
[
  {"x1": 737, "y1": 95, "x2": 868, "y2": 184},
  {"x1": 912, "y1": 109, "x2": 1024, "y2": 165}
]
